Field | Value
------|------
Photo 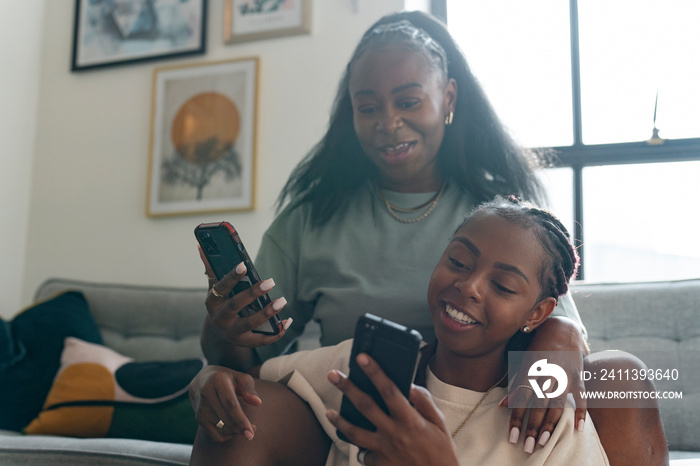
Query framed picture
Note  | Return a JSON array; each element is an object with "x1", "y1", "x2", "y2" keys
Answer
[
  {"x1": 71, "y1": 0, "x2": 207, "y2": 71},
  {"x1": 224, "y1": 0, "x2": 311, "y2": 44},
  {"x1": 146, "y1": 58, "x2": 259, "y2": 217}
]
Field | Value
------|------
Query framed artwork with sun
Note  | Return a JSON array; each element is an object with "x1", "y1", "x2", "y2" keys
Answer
[{"x1": 147, "y1": 58, "x2": 258, "y2": 217}]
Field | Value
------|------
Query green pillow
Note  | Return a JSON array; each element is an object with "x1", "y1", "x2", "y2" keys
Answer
[
  {"x1": 0, "y1": 291, "x2": 102, "y2": 431},
  {"x1": 24, "y1": 337, "x2": 203, "y2": 444}
]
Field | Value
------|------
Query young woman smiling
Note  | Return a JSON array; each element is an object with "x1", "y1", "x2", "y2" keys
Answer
[{"x1": 190, "y1": 198, "x2": 617, "y2": 465}]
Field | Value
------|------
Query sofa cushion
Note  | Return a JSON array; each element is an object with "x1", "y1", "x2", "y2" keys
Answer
[
  {"x1": 0, "y1": 291, "x2": 102, "y2": 431},
  {"x1": 34, "y1": 279, "x2": 206, "y2": 361},
  {"x1": 572, "y1": 279, "x2": 700, "y2": 452},
  {"x1": 0, "y1": 433, "x2": 192, "y2": 465},
  {"x1": 24, "y1": 338, "x2": 203, "y2": 444}
]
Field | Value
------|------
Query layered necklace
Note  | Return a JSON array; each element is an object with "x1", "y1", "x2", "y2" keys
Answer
[{"x1": 375, "y1": 181, "x2": 447, "y2": 224}]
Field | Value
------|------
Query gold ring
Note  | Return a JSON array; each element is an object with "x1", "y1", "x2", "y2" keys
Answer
[
  {"x1": 211, "y1": 285, "x2": 226, "y2": 299},
  {"x1": 517, "y1": 384, "x2": 535, "y2": 391},
  {"x1": 216, "y1": 419, "x2": 224, "y2": 430},
  {"x1": 205, "y1": 272, "x2": 217, "y2": 281}
]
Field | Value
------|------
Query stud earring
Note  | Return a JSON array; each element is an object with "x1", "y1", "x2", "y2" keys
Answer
[
  {"x1": 522, "y1": 326, "x2": 531, "y2": 333},
  {"x1": 444, "y1": 112, "x2": 454, "y2": 125}
]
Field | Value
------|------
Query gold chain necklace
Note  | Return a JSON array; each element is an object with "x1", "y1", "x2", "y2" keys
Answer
[
  {"x1": 375, "y1": 182, "x2": 447, "y2": 224},
  {"x1": 451, "y1": 371, "x2": 508, "y2": 438}
]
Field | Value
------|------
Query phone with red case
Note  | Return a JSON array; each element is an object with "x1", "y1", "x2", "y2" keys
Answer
[{"x1": 194, "y1": 222, "x2": 283, "y2": 335}]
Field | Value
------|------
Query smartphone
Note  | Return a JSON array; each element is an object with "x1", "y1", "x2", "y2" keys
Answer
[
  {"x1": 194, "y1": 222, "x2": 283, "y2": 335},
  {"x1": 337, "y1": 313, "x2": 422, "y2": 443}
]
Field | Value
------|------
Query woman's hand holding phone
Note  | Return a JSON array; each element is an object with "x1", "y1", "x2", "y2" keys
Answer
[
  {"x1": 200, "y1": 246, "x2": 292, "y2": 350},
  {"x1": 326, "y1": 354, "x2": 459, "y2": 466}
]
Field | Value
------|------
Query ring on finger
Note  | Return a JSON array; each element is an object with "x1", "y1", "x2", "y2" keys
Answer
[
  {"x1": 357, "y1": 449, "x2": 369, "y2": 465},
  {"x1": 211, "y1": 285, "x2": 226, "y2": 299},
  {"x1": 517, "y1": 384, "x2": 535, "y2": 392},
  {"x1": 216, "y1": 419, "x2": 225, "y2": 431}
]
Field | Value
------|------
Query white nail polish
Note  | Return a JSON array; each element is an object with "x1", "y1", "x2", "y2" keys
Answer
[
  {"x1": 509, "y1": 426, "x2": 520, "y2": 444},
  {"x1": 524, "y1": 436, "x2": 535, "y2": 454},
  {"x1": 283, "y1": 317, "x2": 293, "y2": 331},
  {"x1": 538, "y1": 431, "x2": 551, "y2": 447},
  {"x1": 235, "y1": 262, "x2": 246, "y2": 274},
  {"x1": 260, "y1": 278, "x2": 275, "y2": 291},
  {"x1": 272, "y1": 297, "x2": 287, "y2": 311},
  {"x1": 577, "y1": 419, "x2": 585, "y2": 432}
]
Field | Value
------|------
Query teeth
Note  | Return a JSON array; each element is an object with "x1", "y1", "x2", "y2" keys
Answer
[
  {"x1": 446, "y1": 304, "x2": 477, "y2": 325},
  {"x1": 384, "y1": 142, "x2": 411, "y2": 153}
]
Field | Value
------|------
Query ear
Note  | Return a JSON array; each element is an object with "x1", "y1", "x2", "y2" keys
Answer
[
  {"x1": 524, "y1": 297, "x2": 557, "y2": 331},
  {"x1": 444, "y1": 78, "x2": 457, "y2": 113}
]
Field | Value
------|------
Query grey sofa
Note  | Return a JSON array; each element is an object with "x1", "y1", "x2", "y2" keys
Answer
[{"x1": 0, "y1": 277, "x2": 698, "y2": 464}]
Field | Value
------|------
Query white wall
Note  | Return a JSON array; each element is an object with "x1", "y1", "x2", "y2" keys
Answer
[
  {"x1": 0, "y1": 1, "x2": 45, "y2": 317},
  {"x1": 16, "y1": 0, "x2": 407, "y2": 313}
]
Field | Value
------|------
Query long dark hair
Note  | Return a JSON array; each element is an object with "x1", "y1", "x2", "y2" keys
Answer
[{"x1": 278, "y1": 11, "x2": 548, "y2": 226}]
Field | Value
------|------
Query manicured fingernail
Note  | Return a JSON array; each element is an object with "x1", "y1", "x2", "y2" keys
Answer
[
  {"x1": 260, "y1": 278, "x2": 275, "y2": 291},
  {"x1": 524, "y1": 436, "x2": 535, "y2": 454},
  {"x1": 328, "y1": 370, "x2": 341, "y2": 384},
  {"x1": 357, "y1": 353, "x2": 369, "y2": 367},
  {"x1": 283, "y1": 317, "x2": 293, "y2": 330},
  {"x1": 577, "y1": 419, "x2": 585, "y2": 432},
  {"x1": 272, "y1": 297, "x2": 287, "y2": 311},
  {"x1": 244, "y1": 429, "x2": 254, "y2": 440},
  {"x1": 498, "y1": 395, "x2": 508, "y2": 407},
  {"x1": 538, "y1": 431, "x2": 551, "y2": 447},
  {"x1": 509, "y1": 427, "x2": 520, "y2": 444},
  {"x1": 235, "y1": 262, "x2": 246, "y2": 274}
]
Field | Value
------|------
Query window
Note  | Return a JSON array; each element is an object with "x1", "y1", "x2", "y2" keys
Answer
[{"x1": 441, "y1": 0, "x2": 700, "y2": 282}]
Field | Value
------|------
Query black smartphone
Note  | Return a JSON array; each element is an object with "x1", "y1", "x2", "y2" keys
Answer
[
  {"x1": 337, "y1": 313, "x2": 422, "y2": 443},
  {"x1": 194, "y1": 221, "x2": 283, "y2": 335}
]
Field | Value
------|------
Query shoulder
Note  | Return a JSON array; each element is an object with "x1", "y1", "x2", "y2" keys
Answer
[{"x1": 263, "y1": 200, "x2": 314, "y2": 244}]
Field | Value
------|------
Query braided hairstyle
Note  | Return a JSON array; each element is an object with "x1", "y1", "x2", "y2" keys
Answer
[
  {"x1": 460, "y1": 195, "x2": 580, "y2": 302},
  {"x1": 277, "y1": 11, "x2": 548, "y2": 226},
  {"x1": 414, "y1": 196, "x2": 579, "y2": 386}
]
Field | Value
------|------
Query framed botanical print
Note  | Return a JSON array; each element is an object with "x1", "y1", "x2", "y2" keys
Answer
[
  {"x1": 146, "y1": 58, "x2": 259, "y2": 217},
  {"x1": 224, "y1": 0, "x2": 311, "y2": 44}
]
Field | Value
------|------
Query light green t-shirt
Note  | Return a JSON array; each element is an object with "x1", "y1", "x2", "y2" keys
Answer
[{"x1": 255, "y1": 182, "x2": 585, "y2": 362}]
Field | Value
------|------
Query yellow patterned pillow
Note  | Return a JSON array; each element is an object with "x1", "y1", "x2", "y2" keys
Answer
[{"x1": 24, "y1": 337, "x2": 203, "y2": 443}]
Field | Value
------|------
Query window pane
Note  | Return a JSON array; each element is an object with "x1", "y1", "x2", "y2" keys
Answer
[
  {"x1": 582, "y1": 161, "x2": 700, "y2": 282},
  {"x1": 446, "y1": 0, "x2": 573, "y2": 147},
  {"x1": 579, "y1": 0, "x2": 700, "y2": 144},
  {"x1": 537, "y1": 166, "x2": 574, "y2": 239}
]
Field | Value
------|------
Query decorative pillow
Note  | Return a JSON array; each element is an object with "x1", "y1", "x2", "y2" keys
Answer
[
  {"x1": 0, "y1": 291, "x2": 102, "y2": 431},
  {"x1": 24, "y1": 337, "x2": 204, "y2": 444}
]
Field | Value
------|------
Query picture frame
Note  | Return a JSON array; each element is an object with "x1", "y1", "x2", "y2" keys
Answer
[
  {"x1": 71, "y1": 0, "x2": 207, "y2": 71},
  {"x1": 146, "y1": 58, "x2": 259, "y2": 217},
  {"x1": 224, "y1": 0, "x2": 311, "y2": 44}
]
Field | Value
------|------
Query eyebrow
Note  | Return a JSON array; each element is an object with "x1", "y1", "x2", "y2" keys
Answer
[
  {"x1": 352, "y1": 82, "x2": 423, "y2": 98},
  {"x1": 451, "y1": 237, "x2": 530, "y2": 283}
]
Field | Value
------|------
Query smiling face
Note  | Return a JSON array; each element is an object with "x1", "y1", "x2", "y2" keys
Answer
[
  {"x1": 348, "y1": 45, "x2": 457, "y2": 192},
  {"x1": 427, "y1": 213, "x2": 556, "y2": 360}
]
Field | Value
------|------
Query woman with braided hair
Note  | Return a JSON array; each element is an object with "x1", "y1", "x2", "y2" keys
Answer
[
  {"x1": 189, "y1": 11, "x2": 667, "y2": 465},
  {"x1": 190, "y1": 197, "x2": 617, "y2": 465}
]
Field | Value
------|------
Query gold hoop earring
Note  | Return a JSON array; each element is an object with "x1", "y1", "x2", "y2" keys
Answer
[{"x1": 444, "y1": 112, "x2": 454, "y2": 126}]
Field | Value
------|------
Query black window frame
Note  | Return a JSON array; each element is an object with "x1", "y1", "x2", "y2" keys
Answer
[{"x1": 434, "y1": 0, "x2": 700, "y2": 279}]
